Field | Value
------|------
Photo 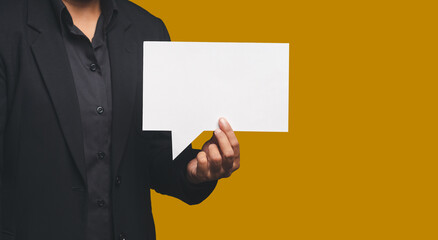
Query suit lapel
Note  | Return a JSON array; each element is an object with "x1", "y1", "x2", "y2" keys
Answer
[
  {"x1": 106, "y1": 12, "x2": 137, "y2": 175},
  {"x1": 28, "y1": 0, "x2": 87, "y2": 183}
]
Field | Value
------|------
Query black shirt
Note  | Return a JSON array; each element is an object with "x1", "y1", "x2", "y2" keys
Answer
[{"x1": 51, "y1": 0, "x2": 117, "y2": 239}]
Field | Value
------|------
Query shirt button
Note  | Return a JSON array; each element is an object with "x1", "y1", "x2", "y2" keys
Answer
[
  {"x1": 97, "y1": 199, "x2": 105, "y2": 207},
  {"x1": 90, "y1": 63, "x2": 97, "y2": 72},
  {"x1": 96, "y1": 106, "x2": 104, "y2": 114},
  {"x1": 119, "y1": 233, "x2": 127, "y2": 240},
  {"x1": 97, "y1": 152, "x2": 105, "y2": 159},
  {"x1": 115, "y1": 176, "x2": 122, "y2": 186}
]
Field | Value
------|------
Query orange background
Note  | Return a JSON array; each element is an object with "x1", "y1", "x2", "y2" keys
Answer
[{"x1": 132, "y1": 0, "x2": 438, "y2": 239}]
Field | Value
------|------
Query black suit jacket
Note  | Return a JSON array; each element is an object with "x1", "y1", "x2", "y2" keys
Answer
[{"x1": 0, "y1": 0, "x2": 217, "y2": 239}]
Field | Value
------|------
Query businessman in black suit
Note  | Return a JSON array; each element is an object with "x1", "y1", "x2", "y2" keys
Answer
[{"x1": 0, "y1": 0, "x2": 240, "y2": 239}]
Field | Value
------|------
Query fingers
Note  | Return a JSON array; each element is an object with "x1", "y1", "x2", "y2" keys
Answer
[
  {"x1": 187, "y1": 118, "x2": 241, "y2": 183},
  {"x1": 208, "y1": 143, "x2": 222, "y2": 174},
  {"x1": 196, "y1": 151, "x2": 209, "y2": 179},
  {"x1": 189, "y1": 146, "x2": 239, "y2": 184},
  {"x1": 214, "y1": 128, "x2": 234, "y2": 171},
  {"x1": 186, "y1": 151, "x2": 209, "y2": 184},
  {"x1": 218, "y1": 117, "x2": 240, "y2": 157}
]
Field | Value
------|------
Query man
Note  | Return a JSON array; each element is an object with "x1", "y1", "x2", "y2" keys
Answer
[{"x1": 0, "y1": 0, "x2": 240, "y2": 239}]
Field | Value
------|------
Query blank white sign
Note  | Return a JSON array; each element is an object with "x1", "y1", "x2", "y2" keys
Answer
[{"x1": 143, "y1": 42, "x2": 289, "y2": 159}]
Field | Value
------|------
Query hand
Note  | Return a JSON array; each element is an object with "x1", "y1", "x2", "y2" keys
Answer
[{"x1": 186, "y1": 117, "x2": 240, "y2": 184}]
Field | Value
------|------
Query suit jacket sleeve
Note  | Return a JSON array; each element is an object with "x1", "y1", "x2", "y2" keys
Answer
[{"x1": 147, "y1": 19, "x2": 217, "y2": 205}]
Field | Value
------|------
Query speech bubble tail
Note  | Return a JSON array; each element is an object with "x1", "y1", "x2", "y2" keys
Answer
[{"x1": 171, "y1": 130, "x2": 202, "y2": 160}]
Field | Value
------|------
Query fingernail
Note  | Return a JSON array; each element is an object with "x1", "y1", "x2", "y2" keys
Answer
[
  {"x1": 214, "y1": 128, "x2": 221, "y2": 134},
  {"x1": 219, "y1": 117, "x2": 227, "y2": 125}
]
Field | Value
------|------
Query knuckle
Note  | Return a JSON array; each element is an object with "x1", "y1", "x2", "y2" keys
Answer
[
  {"x1": 197, "y1": 151, "x2": 206, "y2": 159},
  {"x1": 208, "y1": 144, "x2": 217, "y2": 152},
  {"x1": 211, "y1": 154, "x2": 222, "y2": 163},
  {"x1": 224, "y1": 150, "x2": 234, "y2": 159},
  {"x1": 198, "y1": 158, "x2": 208, "y2": 165},
  {"x1": 234, "y1": 162, "x2": 240, "y2": 170},
  {"x1": 198, "y1": 157, "x2": 207, "y2": 165}
]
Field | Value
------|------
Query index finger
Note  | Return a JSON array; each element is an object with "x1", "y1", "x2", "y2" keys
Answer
[{"x1": 218, "y1": 117, "x2": 240, "y2": 156}]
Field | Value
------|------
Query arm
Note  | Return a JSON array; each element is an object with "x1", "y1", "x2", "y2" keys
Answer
[
  {"x1": 148, "y1": 131, "x2": 217, "y2": 205},
  {"x1": 147, "y1": 119, "x2": 240, "y2": 205}
]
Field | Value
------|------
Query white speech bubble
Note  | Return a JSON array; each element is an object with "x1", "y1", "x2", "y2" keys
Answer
[{"x1": 143, "y1": 42, "x2": 289, "y2": 159}]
